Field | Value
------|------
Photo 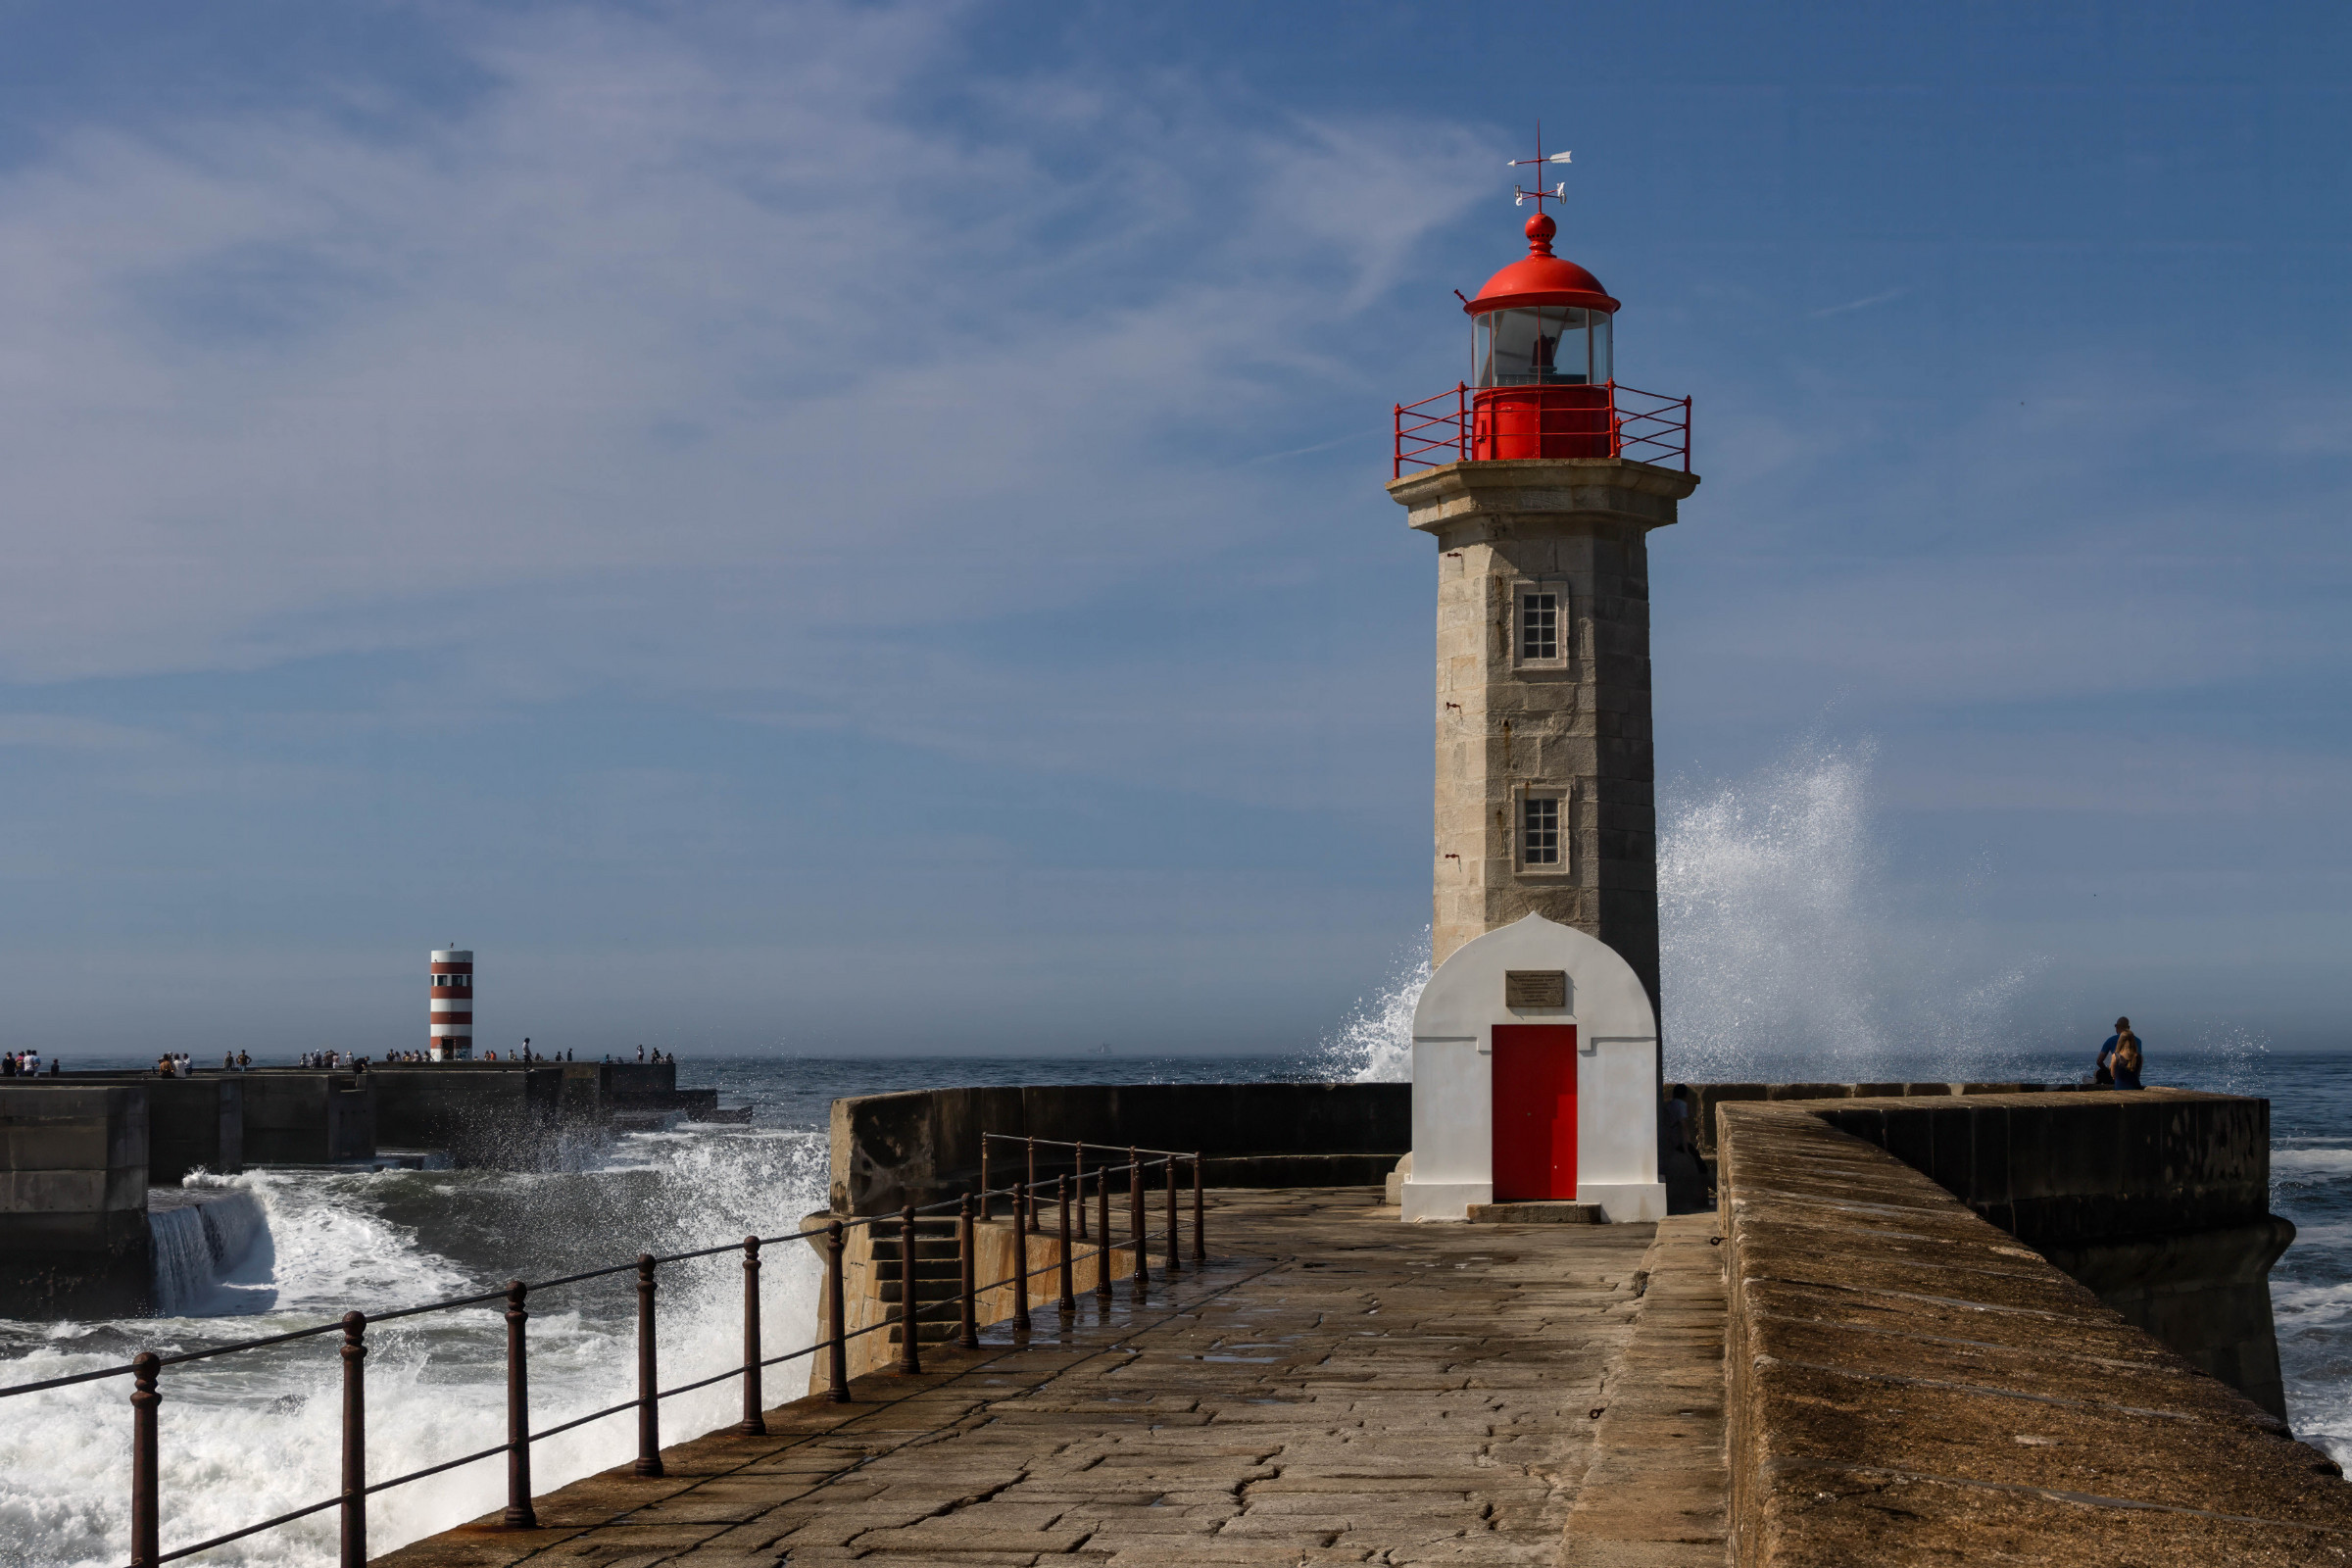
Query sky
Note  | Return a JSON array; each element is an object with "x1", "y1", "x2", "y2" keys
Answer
[{"x1": 0, "y1": 0, "x2": 2344, "y2": 1059}]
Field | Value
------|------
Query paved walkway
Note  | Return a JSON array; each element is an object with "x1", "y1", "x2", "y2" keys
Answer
[{"x1": 380, "y1": 1190, "x2": 1711, "y2": 1568}]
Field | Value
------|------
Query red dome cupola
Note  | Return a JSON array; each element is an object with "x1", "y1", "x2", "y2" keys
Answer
[{"x1": 1468, "y1": 212, "x2": 1620, "y2": 317}]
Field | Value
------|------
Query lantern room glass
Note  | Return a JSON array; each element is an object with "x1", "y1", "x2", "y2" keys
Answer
[{"x1": 1474, "y1": 307, "x2": 1612, "y2": 388}]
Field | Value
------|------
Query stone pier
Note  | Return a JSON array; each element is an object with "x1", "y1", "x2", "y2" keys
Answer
[
  {"x1": 374, "y1": 1085, "x2": 2352, "y2": 1568},
  {"x1": 379, "y1": 1190, "x2": 1724, "y2": 1568}
]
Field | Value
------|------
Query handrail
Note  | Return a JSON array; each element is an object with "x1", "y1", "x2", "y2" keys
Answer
[
  {"x1": 6, "y1": 1145, "x2": 1207, "y2": 1568},
  {"x1": 1393, "y1": 379, "x2": 1691, "y2": 475},
  {"x1": 979, "y1": 1133, "x2": 1194, "y2": 1159}
]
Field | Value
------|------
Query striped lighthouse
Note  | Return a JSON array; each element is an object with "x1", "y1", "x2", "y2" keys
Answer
[{"x1": 430, "y1": 949, "x2": 474, "y2": 1060}]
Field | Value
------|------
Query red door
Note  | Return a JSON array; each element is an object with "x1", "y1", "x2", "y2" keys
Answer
[{"x1": 1491, "y1": 1025, "x2": 1578, "y2": 1200}]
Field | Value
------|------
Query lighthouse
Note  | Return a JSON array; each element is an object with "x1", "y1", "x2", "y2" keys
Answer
[
  {"x1": 429, "y1": 949, "x2": 473, "y2": 1060},
  {"x1": 1389, "y1": 156, "x2": 1695, "y2": 1222}
]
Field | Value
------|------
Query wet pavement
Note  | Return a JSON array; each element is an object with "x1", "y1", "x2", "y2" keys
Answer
[{"x1": 376, "y1": 1188, "x2": 1686, "y2": 1567}]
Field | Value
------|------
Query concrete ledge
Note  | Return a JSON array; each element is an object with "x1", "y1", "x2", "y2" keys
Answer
[
  {"x1": 1563, "y1": 1213, "x2": 1728, "y2": 1565},
  {"x1": 1718, "y1": 1100, "x2": 2351, "y2": 1565}
]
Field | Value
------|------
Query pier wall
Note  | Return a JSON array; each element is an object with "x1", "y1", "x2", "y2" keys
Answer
[
  {"x1": 0, "y1": 1085, "x2": 149, "y2": 1317},
  {"x1": 827, "y1": 1083, "x2": 1410, "y2": 1216},
  {"x1": 369, "y1": 1064, "x2": 559, "y2": 1165},
  {"x1": 242, "y1": 1072, "x2": 375, "y2": 1164},
  {"x1": 146, "y1": 1076, "x2": 243, "y2": 1182},
  {"x1": 1717, "y1": 1093, "x2": 2332, "y2": 1564}
]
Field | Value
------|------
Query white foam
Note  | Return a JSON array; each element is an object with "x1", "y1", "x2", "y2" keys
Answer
[
  {"x1": 2273, "y1": 1148, "x2": 2352, "y2": 1178},
  {"x1": 0, "y1": 1125, "x2": 827, "y2": 1567}
]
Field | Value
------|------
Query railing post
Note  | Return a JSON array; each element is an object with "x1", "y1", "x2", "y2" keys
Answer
[
  {"x1": 1193, "y1": 1153, "x2": 1206, "y2": 1262},
  {"x1": 129, "y1": 1351, "x2": 159, "y2": 1568},
  {"x1": 1164, "y1": 1157, "x2": 1180, "y2": 1275},
  {"x1": 897, "y1": 1205, "x2": 923, "y2": 1375},
  {"x1": 824, "y1": 1222, "x2": 850, "y2": 1402},
  {"x1": 1392, "y1": 402, "x2": 1402, "y2": 480},
  {"x1": 1010, "y1": 1181, "x2": 1030, "y2": 1335},
  {"x1": 957, "y1": 1194, "x2": 980, "y2": 1350},
  {"x1": 1456, "y1": 381, "x2": 1468, "y2": 464},
  {"x1": 1073, "y1": 1141, "x2": 1087, "y2": 1241},
  {"x1": 1129, "y1": 1150, "x2": 1148, "y2": 1295},
  {"x1": 740, "y1": 1235, "x2": 765, "y2": 1435},
  {"x1": 340, "y1": 1311, "x2": 367, "y2": 1568},
  {"x1": 1057, "y1": 1176, "x2": 1076, "y2": 1314},
  {"x1": 634, "y1": 1254, "x2": 662, "y2": 1477},
  {"x1": 1025, "y1": 1138, "x2": 1039, "y2": 1232},
  {"x1": 1684, "y1": 396, "x2": 1693, "y2": 473},
  {"x1": 979, "y1": 1139, "x2": 990, "y2": 1223},
  {"x1": 504, "y1": 1281, "x2": 535, "y2": 1528},
  {"x1": 1095, "y1": 1168, "x2": 1113, "y2": 1304}
]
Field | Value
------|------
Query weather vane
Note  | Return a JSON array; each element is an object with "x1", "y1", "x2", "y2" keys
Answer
[{"x1": 1506, "y1": 122, "x2": 1573, "y2": 213}]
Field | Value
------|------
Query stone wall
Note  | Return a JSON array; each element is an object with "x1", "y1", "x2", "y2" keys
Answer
[
  {"x1": 146, "y1": 1076, "x2": 243, "y2": 1183},
  {"x1": 0, "y1": 1084, "x2": 150, "y2": 1317},
  {"x1": 1800, "y1": 1088, "x2": 2289, "y2": 1415},
  {"x1": 369, "y1": 1065, "x2": 558, "y2": 1166},
  {"x1": 242, "y1": 1072, "x2": 375, "y2": 1163},
  {"x1": 827, "y1": 1083, "x2": 1409, "y2": 1217},
  {"x1": 1717, "y1": 1096, "x2": 2345, "y2": 1564}
]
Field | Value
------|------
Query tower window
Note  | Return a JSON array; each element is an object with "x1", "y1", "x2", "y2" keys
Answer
[
  {"x1": 1520, "y1": 593, "x2": 1559, "y2": 661},
  {"x1": 1523, "y1": 796, "x2": 1560, "y2": 866}
]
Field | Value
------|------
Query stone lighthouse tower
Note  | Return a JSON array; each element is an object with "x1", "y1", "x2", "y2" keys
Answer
[{"x1": 1388, "y1": 189, "x2": 1698, "y2": 1010}]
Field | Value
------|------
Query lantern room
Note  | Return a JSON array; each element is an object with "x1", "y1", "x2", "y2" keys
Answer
[
  {"x1": 1392, "y1": 203, "x2": 1690, "y2": 477},
  {"x1": 1466, "y1": 213, "x2": 1619, "y2": 460}
]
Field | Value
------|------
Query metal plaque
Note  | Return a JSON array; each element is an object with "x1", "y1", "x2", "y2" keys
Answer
[{"x1": 1504, "y1": 969, "x2": 1567, "y2": 1008}]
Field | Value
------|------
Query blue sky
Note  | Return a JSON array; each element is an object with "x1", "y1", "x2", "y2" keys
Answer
[{"x1": 0, "y1": 1, "x2": 2344, "y2": 1058}]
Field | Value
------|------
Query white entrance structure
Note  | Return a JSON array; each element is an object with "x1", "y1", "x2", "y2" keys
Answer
[{"x1": 1402, "y1": 912, "x2": 1665, "y2": 1223}]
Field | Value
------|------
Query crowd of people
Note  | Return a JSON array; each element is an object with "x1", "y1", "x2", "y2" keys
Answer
[{"x1": 1, "y1": 1049, "x2": 55, "y2": 1076}]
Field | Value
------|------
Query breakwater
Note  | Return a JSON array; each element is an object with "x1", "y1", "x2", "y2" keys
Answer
[
  {"x1": 377, "y1": 1078, "x2": 2341, "y2": 1568},
  {"x1": 1716, "y1": 1091, "x2": 2339, "y2": 1562},
  {"x1": 0, "y1": 1061, "x2": 725, "y2": 1320}
]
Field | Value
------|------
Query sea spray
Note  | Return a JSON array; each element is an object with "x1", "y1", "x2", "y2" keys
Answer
[
  {"x1": 0, "y1": 1123, "x2": 828, "y2": 1568},
  {"x1": 1321, "y1": 736, "x2": 2040, "y2": 1084},
  {"x1": 1322, "y1": 931, "x2": 1429, "y2": 1083},
  {"x1": 1657, "y1": 737, "x2": 2039, "y2": 1081}
]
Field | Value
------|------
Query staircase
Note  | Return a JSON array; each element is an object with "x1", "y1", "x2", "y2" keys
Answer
[{"x1": 871, "y1": 1214, "x2": 961, "y2": 1346}]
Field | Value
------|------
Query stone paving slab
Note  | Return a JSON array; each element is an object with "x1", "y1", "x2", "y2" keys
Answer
[{"x1": 376, "y1": 1190, "x2": 1658, "y2": 1568}]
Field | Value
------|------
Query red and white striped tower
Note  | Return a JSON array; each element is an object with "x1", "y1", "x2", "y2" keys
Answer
[{"x1": 429, "y1": 949, "x2": 474, "y2": 1060}]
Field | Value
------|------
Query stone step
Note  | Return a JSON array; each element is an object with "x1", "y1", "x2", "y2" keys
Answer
[{"x1": 1468, "y1": 1200, "x2": 1604, "y2": 1223}]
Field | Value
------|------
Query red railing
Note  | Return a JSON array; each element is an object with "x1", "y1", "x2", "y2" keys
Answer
[{"x1": 1392, "y1": 381, "x2": 1692, "y2": 477}]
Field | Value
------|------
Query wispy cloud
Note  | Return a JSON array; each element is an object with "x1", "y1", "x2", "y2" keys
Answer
[
  {"x1": 1809, "y1": 286, "x2": 1910, "y2": 318},
  {"x1": 0, "y1": 3, "x2": 1484, "y2": 692}
]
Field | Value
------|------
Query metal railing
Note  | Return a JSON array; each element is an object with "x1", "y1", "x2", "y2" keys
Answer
[
  {"x1": 0, "y1": 1139, "x2": 1208, "y2": 1568},
  {"x1": 1393, "y1": 380, "x2": 1692, "y2": 476}
]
